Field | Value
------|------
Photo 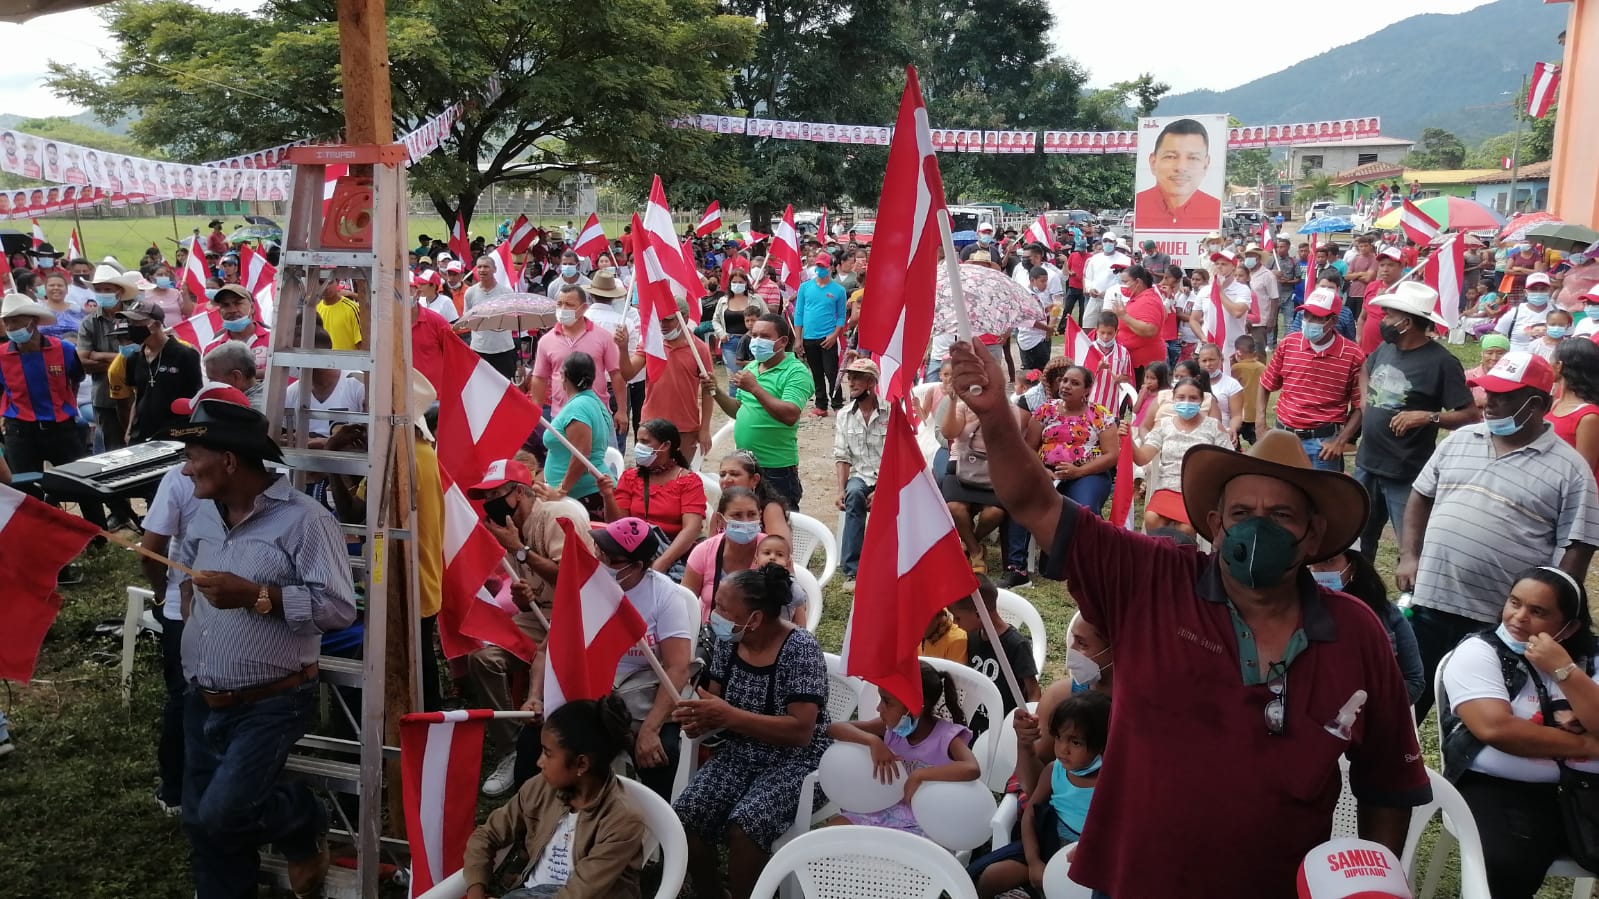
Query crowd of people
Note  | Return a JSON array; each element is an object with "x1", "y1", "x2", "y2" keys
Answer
[{"x1": 5, "y1": 204, "x2": 1599, "y2": 899}]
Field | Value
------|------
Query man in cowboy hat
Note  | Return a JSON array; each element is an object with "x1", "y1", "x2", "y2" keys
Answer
[
  {"x1": 78, "y1": 264, "x2": 145, "y2": 450},
  {"x1": 832, "y1": 356, "x2": 886, "y2": 587},
  {"x1": 205, "y1": 218, "x2": 228, "y2": 257},
  {"x1": 1352, "y1": 281, "x2": 1476, "y2": 563},
  {"x1": 584, "y1": 268, "x2": 645, "y2": 444},
  {"x1": 166, "y1": 391, "x2": 354, "y2": 899},
  {"x1": 115, "y1": 300, "x2": 203, "y2": 445},
  {"x1": 25, "y1": 241, "x2": 63, "y2": 274},
  {"x1": 945, "y1": 338, "x2": 1430, "y2": 899},
  {"x1": 1396, "y1": 351, "x2": 1599, "y2": 718}
]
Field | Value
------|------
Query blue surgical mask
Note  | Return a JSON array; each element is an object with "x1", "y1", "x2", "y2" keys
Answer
[
  {"x1": 155, "y1": 276, "x2": 174, "y2": 289},
  {"x1": 731, "y1": 282, "x2": 747, "y2": 294},
  {"x1": 1548, "y1": 326, "x2": 1570, "y2": 339},
  {"x1": 1495, "y1": 623, "x2": 1528, "y2": 655},
  {"x1": 1486, "y1": 396, "x2": 1534, "y2": 437},
  {"x1": 724, "y1": 519, "x2": 761, "y2": 544},
  {"x1": 1067, "y1": 755, "x2": 1104, "y2": 778},
  {"x1": 1302, "y1": 322, "x2": 1328, "y2": 343},
  {"x1": 6, "y1": 327, "x2": 33, "y2": 344},
  {"x1": 1311, "y1": 570, "x2": 1345, "y2": 591},
  {"x1": 1572, "y1": 254, "x2": 1588, "y2": 267},
  {"x1": 204, "y1": 288, "x2": 219, "y2": 302},
  {"x1": 560, "y1": 264, "x2": 577, "y2": 278},
  {"x1": 37, "y1": 258, "x2": 54, "y2": 270},
  {"x1": 1173, "y1": 401, "x2": 1202, "y2": 420},
  {"x1": 221, "y1": 316, "x2": 252, "y2": 333},
  {"x1": 33, "y1": 286, "x2": 45, "y2": 299},
  {"x1": 891, "y1": 714, "x2": 917, "y2": 738},
  {"x1": 977, "y1": 234, "x2": 994, "y2": 245},
  {"x1": 118, "y1": 344, "x2": 140, "y2": 358},
  {"x1": 1527, "y1": 292, "x2": 1550, "y2": 307},
  {"x1": 632, "y1": 443, "x2": 657, "y2": 467},
  {"x1": 748, "y1": 336, "x2": 777, "y2": 361},
  {"x1": 814, "y1": 266, "x2": 830, "y2": 280},
  {"x1": 94, "y1": 291, "x2": 117, "y2": 305},
  {"x1": 708, "y1": 610, "x2": 749, "y2": 644},
  {"x1": 1102, "y1": 243, "x2": 1115, "y2": 255}
]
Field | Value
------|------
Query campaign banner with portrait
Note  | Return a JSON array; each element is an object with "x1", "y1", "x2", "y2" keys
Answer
[{"x1": 1132, "y1": 114, "x2": 1227, "y2": 270}]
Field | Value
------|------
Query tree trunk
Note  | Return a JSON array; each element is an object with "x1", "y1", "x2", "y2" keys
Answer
[{"x1": 750, "y1": 201, "x2": 772, "y2": 237}]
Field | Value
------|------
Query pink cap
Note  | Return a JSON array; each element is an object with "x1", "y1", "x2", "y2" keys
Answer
[
  {"x1": 591, "y1": 517, "x2": 662, "y2": 561},
  {"x1": 813, "y1": 251, "x2": 833, "y2": 265},
  {"x1": 171, "y1": 382, "x2": 252, "y2": 416},
  {"x1": 1468, "y1": 350, "x2": 1556, "y2": 394},
  {"x1": 469, "y1": 459, "x2": 533, "y2": 493}
]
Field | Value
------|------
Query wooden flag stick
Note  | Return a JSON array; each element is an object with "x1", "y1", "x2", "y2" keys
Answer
[
  {"x1": 672, "y1": 310, "x2": 711, "y2": 379},
  {"x1": 101, "y1": 528, "x2": 198, "y2": 579},
  {"x1": 539, "y1": 415, "x2": 610, "y2": 481}
]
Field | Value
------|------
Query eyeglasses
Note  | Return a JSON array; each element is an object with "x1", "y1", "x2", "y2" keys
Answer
[{"x1": 1264, "y1": 661, "x2": 1288, "y2": 736}]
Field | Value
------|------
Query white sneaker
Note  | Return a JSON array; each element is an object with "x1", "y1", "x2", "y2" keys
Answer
[{"x1": 481, "y1": 752, "x2": 518, "y2": 797}]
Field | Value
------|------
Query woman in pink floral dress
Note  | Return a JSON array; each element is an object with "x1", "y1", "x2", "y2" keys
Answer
[{"x1": 1025, "y1": 361, "x2": 1120, "y2": 515}]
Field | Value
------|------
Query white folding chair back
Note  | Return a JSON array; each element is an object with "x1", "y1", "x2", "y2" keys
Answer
[
  {"x1": 822, "y1": 652, "x2": 864, "y2": 723},
  {"x1": 920, "y1": 656, "x2": 1006, "y2": 780},
  {"x1": 995, "y1": 589, "x2": 1048, "y2": 671},
  {"x1": 708, "y1": 420, "x2": 735, "y2": 463},
  {"x1": 794, "y1": 566, "x2": 824, "y2": 634},
  {"x1": 673, "y1": 583, "x2": 702, "y2": 659},
  {"x1": 604, "y1": 445, "x2": 625, "y2": 480},
  {"x1": 789, "y1": 511, "x2": 839, "y2": 588},
  {"x1": 1404, "y1": 767, "x2": 1492, "y2": 899},
  {"x1": 750, "y1": 826, "x2": 978, "y2": 899},
  {"x1": 121, "y1": 586, "x2": 157, "y2": 706},
  {"x1": 970, "y1": 699, "x2": 1036, "y2": 794},
  {"x1": 699, "y1": 472, "x2": 722, "y2": 534},
  {"x1": 1331, "y1": 756, "x2": 1360, "y2": 839},
  {"x1": 1042, "y1": 847, "x2": 1095, "y2": 899}
]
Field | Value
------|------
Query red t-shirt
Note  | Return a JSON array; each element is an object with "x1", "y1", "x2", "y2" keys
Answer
[
  {"x1": 1066, "y1": 252, "x2": 1087, "y2": 290},
  {"x1": 611, "y1": 467, "x2": 707, "y2": 537},
  {"x1": 1260, "y1": 332, "x2": 1365, "y2": 429},
  {"x1": 1548, "y1": 403, "x2": 1599, "y2": 481},
  {"x1": 1358, "y1": 280, "x2": 1389, "y2": 354},
  {"x1": 640, "y1": 337, "x2": 714, "y2": 438},
  {"x1": 1117, "y1": 287, "x2": 1167, "y2": 367},
  {"x1": 1044, "y1": 502, "x2": 1430, "y2": 898}
]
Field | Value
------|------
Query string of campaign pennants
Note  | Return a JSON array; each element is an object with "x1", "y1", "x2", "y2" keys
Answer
[
  {"x1": 673, "y1": 114, "x2": 1383, "y2": 154},
  {"x1": 0, "y1": 76, "x2": 504, "y2": 222}
]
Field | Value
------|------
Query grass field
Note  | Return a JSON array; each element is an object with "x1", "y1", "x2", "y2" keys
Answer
[
  {"x1": 15, "y1": 215, "x2": 231, "y2": 268},
  {"x1": 1, "y1": 332, "x2": 1586, "y2": 898}
]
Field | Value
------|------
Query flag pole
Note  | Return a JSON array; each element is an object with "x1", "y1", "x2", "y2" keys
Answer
[
  {"x1": 498, "y1": 558, "x2": 552, "y2": 631},
  {"x1": 937, "y1": 209, "x2": 984, "y2": 395},
  {"x1": 968, "y1": 588, "x2": 1028, "y2": 710},
  {"x1": 101, "y1": 528, "x2": 198, "y2": 579},
  {"x1": 538, "y1": 415, "x2": 609, "y2": 481},
  {"x1": 673, "y1": 310, "x2": 711, "y2": 379}
]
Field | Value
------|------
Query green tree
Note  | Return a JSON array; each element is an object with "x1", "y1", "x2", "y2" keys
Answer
[
  {"x1": 48, "y1": 0, "x2": 755, "y2": 229},
  {"x1": 1294, "y1": 176, "x2": 1335, "y2": 204},
  {"x1": 1527, "y1": 104, "x2": 1556, "y2": 164},
  {"x1": 1401, "y1": 127, "x2": 1467, "y2": 170}
]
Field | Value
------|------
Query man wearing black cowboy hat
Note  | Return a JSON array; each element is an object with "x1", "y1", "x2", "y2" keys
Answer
[
  {"x1": 25, "y1": 241, "x2": 63, "y2": 273},
  {"x1": 945, "y1": 339, "x2": 1430, "y2": 899},
  {"x1": 205, "y1": 219, "x2": 229, "y2": 258},
  {"x1": 168, "y1": 391, "x2": 355, "y2": 899}
]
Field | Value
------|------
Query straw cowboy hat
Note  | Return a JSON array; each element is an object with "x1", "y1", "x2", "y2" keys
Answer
[
  {"x1": 90, "y1": 263, "x2": 152, "y2": 301},
  {"x1": 1368, "y1": 281, "x2": 1448, "y2": 328},
  {"x1": 0, "y1": 292, "x2": 57, "y2": 325},
  {"x1": 587, "y1": 268, "x2": 628, "y2": 299},
  {"x1": 1180, "y1": 429, "x2": 1368, "y2": 563}
]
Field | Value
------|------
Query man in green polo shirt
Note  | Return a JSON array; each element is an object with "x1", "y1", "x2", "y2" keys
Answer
[{"x1": 708, "y1": 313, "x2": 812, "y2": 507}]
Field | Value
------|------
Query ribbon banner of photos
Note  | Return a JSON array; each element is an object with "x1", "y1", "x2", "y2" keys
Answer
[{"x1": 677, "y1": 114, "x2": 1382, "y2": 155}]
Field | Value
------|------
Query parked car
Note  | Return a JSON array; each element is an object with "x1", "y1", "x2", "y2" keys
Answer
[{"x1": 1230, "y1": 208, "x2": 1264, "y2": 226}]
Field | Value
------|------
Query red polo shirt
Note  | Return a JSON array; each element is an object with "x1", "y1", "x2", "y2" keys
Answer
[
  {"x1": 1260, "y1": 331, "x2": 1365, "y2": 429},
  {"x1": 1043, "y1": 501, "x2": 1429, "y2": 898},
  {"x1": 1117, "y1": 287, "x2": 1166, "y2": 367},
  {"x1": 1358, "y1": 279, "x2": 1390, "y2": 354}
]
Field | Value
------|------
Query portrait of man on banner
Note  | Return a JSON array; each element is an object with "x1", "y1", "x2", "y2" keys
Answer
[{"x1": 1133, "y1": 116, "x2": 1224, "y2": 232}]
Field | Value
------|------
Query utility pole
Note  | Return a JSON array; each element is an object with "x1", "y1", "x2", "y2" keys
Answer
[{"x1": 1509, "y1": 74, "x2": 1528, "y2": 215}]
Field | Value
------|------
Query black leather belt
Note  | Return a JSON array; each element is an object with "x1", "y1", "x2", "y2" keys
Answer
[{"x1": 1281, "y1": 424, "x2": 1340, "y2": 440}]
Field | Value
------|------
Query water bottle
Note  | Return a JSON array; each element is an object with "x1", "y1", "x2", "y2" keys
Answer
[{"x1": 1396, "y1": 591, "x2": 1414, "y2": 619}]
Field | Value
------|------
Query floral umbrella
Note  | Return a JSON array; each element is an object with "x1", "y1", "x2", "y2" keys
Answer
[
  {"x1": 931, "y1": 263, "x2": 1037, "y2": 338},
  {"x1": 455, "y1": 293, "x2": 557, "y2": 332}
]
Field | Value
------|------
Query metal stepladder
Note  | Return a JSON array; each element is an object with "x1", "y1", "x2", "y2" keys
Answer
[{"x1": 261, "y1": 144, "x2": 421, "y2": 898}]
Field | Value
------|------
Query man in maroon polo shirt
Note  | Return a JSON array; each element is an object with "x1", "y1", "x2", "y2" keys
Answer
[
  {"x1": 946, "y1": 340, "x2": 1429, "y2": 899},
  {"x1": 1259, "y1": 287, "x2": 1365, "y2": 472}
]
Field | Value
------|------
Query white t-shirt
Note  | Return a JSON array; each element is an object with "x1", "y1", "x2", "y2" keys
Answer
[
  {"x1": 614, "y1": 569, "x2": 695, "y2": 679},
  {"x1": 1208, "y1": 372, "x2": 1244, "y2": 430},
  {"x1": 142, "y1": 467, "x2": 202, "y2": 621},
  {"x1": 1444, "y1": 635, "x2": 1599, "y2": 783},
  {"x1": 421, "y1": 294, "x2": 458, "y2": 324},
  {"x1": 1015, "y1": 288, "x2": 1052, "y2": 351},
  {"x1": 527, "y1": 811, "x2": 579, "y2": 887},
  {"x1": 1176, "y1": 289, "x2": 1202, "y2": 344},
  {"x1": 1575, "y1": 315, "x2": 1599, "y2": 339},
  {"x1": 284, "y1": 373, "x2": 367, "y2": 437},
  {"x1": 586, "y1": 300, "x2": 645, "y2": 385},
  {"x1": 464, "y1": 281, "x2": 514, "y2": 354},
  {"x1": 1200, "y1": 281, "x2": 1251, "y2": 356},
  {"x1": 1495, "y1": 303, "x2": 1551, "y2": 354}
]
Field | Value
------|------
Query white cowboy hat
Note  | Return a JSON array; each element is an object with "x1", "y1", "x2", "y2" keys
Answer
[
  {"x1": 1368, "y1": 281, "x2": 1448, "y2": 328},
  {"x1": 91, "y1": 264, "x2": 152, "y2": 300},
  {"x1": 0, "y1": 292, "x2": 58, "y2": 325}
]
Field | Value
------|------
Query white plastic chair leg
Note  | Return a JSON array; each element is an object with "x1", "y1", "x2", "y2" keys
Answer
[
  {"x1": 1576, "y1": 877, "x2": 1596, "y2": 899},
  {"x1": 1415, "y1": 828, "x2": 1457, "y2": 899}
]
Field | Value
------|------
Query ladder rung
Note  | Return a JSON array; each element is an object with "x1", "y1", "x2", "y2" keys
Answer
[
  {"x1": 285, "y1": 754, "x2": 362, "y2": 792},
  {"x1": 283, "y1": 249, "x2": 381, "y2": 269},
  {"x1": 300, "y1": 409, "x2": 373, "y2": 424},
  {"x1": 281, "y1": 448, "x2": 371, "y2": 476},
  {"x1": 327, "y1": 827, "x2": 411, "y2": 854},
  {"x1": 271, "y1": 349, "x2": 375, "y2": 373},
  {"x1": 298, "y1": 732, "x2": 402, "y2": 760}
]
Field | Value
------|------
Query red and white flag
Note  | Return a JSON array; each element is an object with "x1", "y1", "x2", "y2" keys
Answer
[
  {"x1": 485, "y1": 241, "x2": 518, "y2": 290},
  {"x1": 695, "y1": 201, "x2": 722, "y2": 237},
  {"x1": 1421, "y1": 233, "x2": 1466, "y2": 334},
  {"x1": 401, "y1": 709, "x2": 493, "y2": 897},
  {"x1": 322, "y1": 163, "x2": 349, "y2": 217},
  {"x1": 770, "y1": 204, "x2": 802, "y2": 292},
  {"x1": 179, "y1": 236, "x2": 210, "y2": 308},
  {"x1": 1062, "y1": 316, "x2": 1099, "y2": 369},
  {"x1": 855, "y1": 66, "x2": 948, "y2": 402},
  {"x1": 0, "y1": 249, "x2": 12, "y2": 292},
  {"x1": 573, "y1": 213, "x2": 608, "y2": 261},
  {"x1": 818, "y1": 207, "x2": 832, "y2": 244},
  {"x1": 1528, "y1": 62, "x2": 1561, "y2": 119},
  {"x1": 449, "y1": 213, "x2": 471, "y2": 269},
  {"x1": 237, "y1": 242, "x2": 277, "y2": 295},
  {"x1": 428, "y1": 335, "x2": 540, "y2": 489},
  {"x1": 0, "y1": 483, "x2": 102, "y2": 681},
  {"x1": 633, "y1": 213, "x2": 673, "y2": 367},
  {"x1": 1398, "y1": 199, "x2": 1441, "y2": 246},
  {"x1": 67, "y1": 229, "x2": 84, "y2": 261},
  {"x1": 543, "y1": 518, "x2": 647, "y2": 713},
  {"x1": 1501, "y1": 156, "x2": 1514, "y2": 170},
  {"x1": 436, "y1": 471, "x2": 539, "y2": 662},
  {"x1": 1023, "y1": 214, "x2": 1057, "y2": 250},
  {"x1": 172, "y1": 306, "x2": 225, "y2": 349},
  {"x1": 508, "y1": 214, "x2": 536, "y2": 255},
  {"x1": 842, "y1": 403, "x2": 977, "y2": 712},
  {"x1": 642, "y1": 175, "x2": 704, "y2": 303},
  {"x1": 30, "y1": 219, "x2": 45, "y2": 250}
]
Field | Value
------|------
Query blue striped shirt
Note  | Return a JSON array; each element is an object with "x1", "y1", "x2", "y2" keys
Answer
[{"x1": 179, "y1": 476, "x2": 358, "y2": 690}]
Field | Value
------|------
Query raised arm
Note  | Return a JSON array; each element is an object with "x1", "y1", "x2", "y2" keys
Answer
[{"x1": 948, "y1": 341, "x2": 1060, "y2": 549}]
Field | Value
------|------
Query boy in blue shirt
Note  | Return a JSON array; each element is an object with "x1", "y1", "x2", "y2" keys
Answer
[{"x1": 792, "y1": 251, "x2": 848, "y2": 416}]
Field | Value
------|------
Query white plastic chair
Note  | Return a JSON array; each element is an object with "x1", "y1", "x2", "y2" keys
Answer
[
  {"x1": 414, "y1": 777, "x2": 687, "y2": 899},
  {"x1": 604, "y1": 445, "x2": 625, "y2": 480},
  {"x1": 749, "y1": 826, "x2": 979, "y2": 899},
  {"x1": 706, "y1": 420, "x2": 735, "y2": 465},
  {"x1": 1042, "y1": 846, "x2": 1095, "y2": 899},
  {"x1": 789, "y1": 511, "x2": 839, "y2": 588},
  {"x1": 995, "y1": 589, "x2": 1048, "y2": 672},
  {"x1": 121, "y1": 586, "x2": 158, "y2": 706},
  {"x1": 793, "y1": 566, "x2": 824, "y2": 634},
  {"x1": 675, "y1": 583, "x2": 702, "y2": 659},
  {"x1": 860, "y1": 657, "x2": 1006, "y2": 782},
  {"x1": 698, "y1": 472, "x2": 722, "y2": 535}
]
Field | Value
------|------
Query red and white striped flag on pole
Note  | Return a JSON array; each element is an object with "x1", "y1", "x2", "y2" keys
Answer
[
  {"x1": 401, "y1": 708, "x2": 493, "y2": 897},
  {"x1": 1023, "y1": 214, "x2": 1057, "y2": 250},
  {"x1": 633, "y1": 213, "x2": 673, "y2": 367},
  {"x1": 1398, "y1": 198, "x2": 1442, "y2": 246},
  {"x1": 1528, "y1": 62, "x2": 1561, "y2": 119},
  {"x1": 30, "y1": 220, "x2": 45, "y2": 250},
  {"x1": 771, "y1": 204, "x2": 802, "y2": 292},
  {"x1": 449, "y1": 213, "x2": 471, "y2": 268},
  {"x1": 818, "y1": 207, "x2": 832, "y2": 244},
  {"x1": 508, "y1": 214, "x2": 536, "y2": 255},
  {"x1": 695, "y1": 201, "x2": 722, "y2": 237},
  {"x1": 856, "y1": 65, "x2": 948, "y2": 402},
  {"x1": 0, "y1": 483, "x2": 102, "y2": 681},
  {"x1": 172, "y1": 307, "x2": 225, "y2": 349},
  {"x1": 68, "y1": 228, "x2": 84, "y2": 261},
  {"x1": 179, "y1": 237, "x2": 210, "y2": 309},
  {"x1": 643, "y1": 176, "x2": 705, "y2": 303},
  {"x1": 543, "y1": 518, "x2": 647, "y2": 713},
  {"x1": 1421, "y1": 233, "x2": 1466, "y2": 334},
  {"x1": 429, "y1": 336, "x2": 540, "y2": 491},
  {"x1": 237, "y1": 242, "x2": 276, "y2": 296},
  {"x1": 573, "y1": 213, "x2": 607, "y2": 261},
  {"x1": 842, "y1": 404, "x2": 978, "y2": 712},
  {"x1": 436, "y1": 469, "x2": 540, "y2": 662},
  {"x1": 485, "y1": 241, "x2": 518, "y2": 290}
]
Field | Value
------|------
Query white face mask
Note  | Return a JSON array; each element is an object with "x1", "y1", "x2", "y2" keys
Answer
[
  {"x1": 555, "y1": 308, "x2": 579, "y2": 326},
  {"x1": 749, "y1": 267, "x2": 765, "y2": 281},
  {"x1": 731, "y1": 282, "x2": 748, "y2": 294},
  {"x1": 1067, "y1": 646, "x2": 1111, "y2": 688}
]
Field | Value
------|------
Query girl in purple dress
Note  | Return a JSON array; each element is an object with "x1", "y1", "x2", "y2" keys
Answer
[{"x1": 827, "y1": 661, "x2": 981, "y2": 833}]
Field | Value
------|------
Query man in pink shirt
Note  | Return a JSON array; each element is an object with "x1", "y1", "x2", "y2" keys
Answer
[{"x1": 527, "y1": 283, "x2": 627, "y2": 432}]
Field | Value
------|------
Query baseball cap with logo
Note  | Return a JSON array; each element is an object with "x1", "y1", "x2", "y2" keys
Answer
[
  {"x1": 1301, "y1": 287, "x2": 1343, "y2": 319},
  {"x1": 444, "y1": 260, "x2": 465, "y2": 274},
  {"x1": 468, "y1": 459, "x2": 533, "y2": 494},
  {"x1": 1468, "y1": 350, "x2": 1556, "y2": 394},
  {"x1": 413, "y1": 269, "x2": 441, "y2": 287},
  {"x1": 1377, "y1": 247, "x2": 1403, "y2": 262},
  {"x1": 1526, "y1": 272, "x2": 1553, "y2": 288},
  {"x1": 1295, "y1": 838, "x2": 1411, "y2": 899},
  {"x1": 1210, "y1": 248, "x2": 1239, "y2": 265}
]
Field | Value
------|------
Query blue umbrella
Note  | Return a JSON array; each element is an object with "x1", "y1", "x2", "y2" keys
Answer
[{"x1": 1299, "y1": 217, "x2": 1354, "y2": 234}]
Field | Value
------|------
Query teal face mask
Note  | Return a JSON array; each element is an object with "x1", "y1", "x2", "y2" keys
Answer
[
  {"x1": 1173, "y1": 401, "x2": 1202, "y2": 420},
  {"x1": 1218, "y1": 517, "x2": 1306, "y2": 590},
  {"x1": 891, "y1": 714, "x2": 917, "y2": 738}
]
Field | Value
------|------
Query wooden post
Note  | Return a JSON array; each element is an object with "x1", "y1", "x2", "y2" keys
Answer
[{"x1": 335, "y1": 0, "x2": 393, "y2": 145}]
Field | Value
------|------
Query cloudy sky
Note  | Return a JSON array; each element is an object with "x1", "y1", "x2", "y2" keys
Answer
[{"x1": 1, "y1": 0, "x2": 1497, "y2": 120}]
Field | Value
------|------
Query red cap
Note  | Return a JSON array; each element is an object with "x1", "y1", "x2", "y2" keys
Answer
[
  {"x1": 1296, "y1": 838, "x2": 1411, "y2": 898},
  {"x1": 1301, "y1": 286, "x2": 1344, "y2": 319},
  {"x1": 469, "y1": 459, "x2": 534, "y2": 493},
  {"x1": 444, "y1": 260, "x2": 465, "y2": 274},
  {"x1": 813, "y1": 251, "x2": 833, "y2": 265},
  {"x1": 171, "y1": 382, "x2": 251, "y2": 416},
  {"x1": 1210, "y1": 249, "x2": 1238, "y2": 265},
  {"x1": 1468, "y1": 350, "x2": 1556, "y2": 394},
  {"x1": 413, "y1": 269, "x2": 441, "y2": 287},
  {"x1": 1378, "y1": 246, "x2": 1403, "y2": 262}
]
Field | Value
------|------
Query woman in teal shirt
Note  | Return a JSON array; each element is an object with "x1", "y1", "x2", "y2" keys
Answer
[{"x1": 542, "y1": 351, "x2": 614, "y2": 518}]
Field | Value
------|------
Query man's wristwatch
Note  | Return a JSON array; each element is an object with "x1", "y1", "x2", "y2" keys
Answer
[
  {"x1": 514, "y1": 547, "x2": 531, "y2": 564},
  {"x1": 1555, "y1": 663, "x2": 1580, "y2": 683},
  {"x1": 254, "y1": 584, "x2": 273, "y2": 614},
  {"x1": 1428, "y1": 412, "x2": 1441, "y2": 425}
]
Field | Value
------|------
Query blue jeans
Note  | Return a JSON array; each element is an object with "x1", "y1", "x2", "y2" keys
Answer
[
  {"x1": 721, "y1": 335, "x2": 745, "y2": 399},
  {"x1": 1296, "y1": 435, "x2": 1345, "y2": 472},
  {"x1": 159, "y1": 617, "x2": 187, "y2": 807},
  {"x1": 762, "y1": 464, "x2": 804, "y2": 510},
  {"x1": 1063, "y1": 472, "x2": 1113, "y2": 516},
  {"x1": 1002, "y1": 515, "x2": 1030, "y2": 572},
  {"x1": 839, "y1": 476, "x2": 874, "y2": 577},
  {"x1": 184, "y1": 682, "x2": 325, "y2": 899},
  {"x1": 1351, "y1": 467, "x2": 1413, "y2": 560}
]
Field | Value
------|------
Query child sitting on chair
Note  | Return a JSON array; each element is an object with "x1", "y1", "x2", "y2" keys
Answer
[
  {"x1": 755, "y1": 533, "x2": 809, "y2": 628},
  {"x1": 463, "y1": 696, "x2": 645, "y2": 899},
  {"x1": 826, "y1": 660, "x2": 980, "y2": 833}
]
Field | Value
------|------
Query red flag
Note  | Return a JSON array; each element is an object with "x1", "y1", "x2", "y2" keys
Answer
[
  {"x1": 237, "y1": 242, "x2": 277, "y2": 296},
  {"x1": 429, "y1": 335, "x2": 540, "y2": 487},
  {"x1": 0, "y1": 483, "x2": 102, "y2": 681},
  {"x1": 1023, "y1": 214, "x2": 1057, "y2": 250},
  {"x1": 695, "y1": 201, "x2": 722, "y2": 237},
  {"x1": 856, "y1": 66, "x2": 949, "y2": 402},
  {"x1": 1108, "y1": 429, "x2": 1137, "y2": 531},
  {"x1": 30, "y1": 219, "x2": 44, "y2": 250},
  {"x1": 574, "y1": 213, "x2": 608, "y2": 261},
  {"x1": 842, "y1": 403, "x2": 978, "y2": 712},
  {"x1": 486, "y1": 241, "x2": 518, "y2": 290},
  {"x1": 437, "y1": 469, "x2": 539, "y2": 662},
  {"x1": 449, "y1": 213, "x2": 471, "y2": 268},
  {"x1": 679, "y1": 239, "x2": 703, "y2": 324},
  {"x1": 509, "y1": 214, "x2": 536, "y2": 254},
  {"x1": 172, "y1": 307, "x2": 225, "y2": 349},
  {"x1": 642, "y1": 175, "x2": 704, "y2": 303},
  {"x1": 179, "y1": 236, "x2": 209, "y2": 306},
  {"x1": 401, "y1": 709, "x2": 492, "y2": 897},
  {"x1": 1421, "y1": 234, "x2": 1466, "y2": 334},
  {"x1": 818, "y1": 207, "x2": 832, "y2": 244},
  {"x1": 543, "y1": 518, "x2": 647, "y2": 713},
  {"x1": 1528, "y1": 62, "x2": 1561, "y2": 119},
  {"x1": 68, "y1": 229, "x2": 84, "y2": 261},
  {"x1": 0, "y1": 249, "x2": 12, "y2": 292},
  {"x1": 1062, "y1": 316, "x2": 1101, "y2": 370},
  {"x1": 770, "y1": 204, "x2": 802, "y2": 292},
  {"x1": 1398, "y1": 199, "x2": 1441, "y2": 246}
]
